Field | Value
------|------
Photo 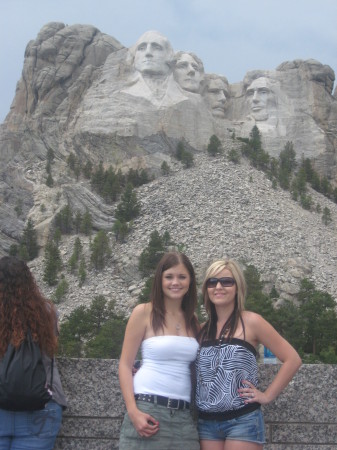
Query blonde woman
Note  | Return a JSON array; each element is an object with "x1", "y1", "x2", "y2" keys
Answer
[{"x1": 196, "y1": 259, "x2": 301, "y2": 450}]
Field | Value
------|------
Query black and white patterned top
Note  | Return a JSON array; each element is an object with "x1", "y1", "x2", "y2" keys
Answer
[{"x1": 195, "y1": 338, "x2": 260, "y2": 419}]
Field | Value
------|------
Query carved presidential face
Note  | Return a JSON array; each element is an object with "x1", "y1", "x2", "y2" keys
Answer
[
  {"x1": 173, "y1": 53, "x2": 203, "y2": 93},
  {"x1": 204, "y1": 77, "x2": 229, "y2": 118},
  {"x1": 245, "y1": 77, "x2": 277, "y2": 121},
  {"x1": 133, "y1": 31, "x2": 173, "y2": 77}
]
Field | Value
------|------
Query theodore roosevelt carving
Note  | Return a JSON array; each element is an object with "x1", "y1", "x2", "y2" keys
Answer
[{"x1": 203, "y1": 74, "x2": 229, "y2": 118}]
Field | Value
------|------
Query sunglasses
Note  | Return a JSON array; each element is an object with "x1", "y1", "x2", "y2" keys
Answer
[{"x1": 206, "y1": 277, "x2": 236, "y2": 288}]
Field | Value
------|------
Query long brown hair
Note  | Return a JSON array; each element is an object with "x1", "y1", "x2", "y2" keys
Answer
[
  {"x1": 150, "y1": 252, "x2": 198, "y2": 336},
  {"x1": 199, "y1": 259, "x2": 246, "y2": 343},
  {"x1": 0, "y1": 256, "x2": 58, "y2": 357}
]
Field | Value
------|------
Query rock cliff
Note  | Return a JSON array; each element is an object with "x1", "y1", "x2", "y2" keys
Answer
[{"x1": 0, "y1": 23, "x2": 336, "y2": 310}]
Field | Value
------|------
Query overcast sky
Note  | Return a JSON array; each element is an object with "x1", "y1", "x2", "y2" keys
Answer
[{"x1": 0, "y1": 0, "x2": 336, "y2": 123}]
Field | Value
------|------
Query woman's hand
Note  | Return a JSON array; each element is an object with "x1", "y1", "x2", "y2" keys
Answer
[
  {"x1": 238, "y1": 379, "x2": 270, "y2": 405},
  {"x1": 129, "y1": 408, "x2": 160, "y2": 437}
]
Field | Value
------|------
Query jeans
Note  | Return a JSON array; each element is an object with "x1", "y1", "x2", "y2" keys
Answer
[
  {"x1": 0, "y1": 400, "x2": 63, "y2": 450},
  {"x1": 198, "y1": 409, "x2": 265, "y2": 444}
]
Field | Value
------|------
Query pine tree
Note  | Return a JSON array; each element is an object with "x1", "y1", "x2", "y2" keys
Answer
[
  {"x1": 78, "y1": 258, "x2": 87, "y2": 286},
  {"x1": 181, "y1": 150, "x2": 194, "y2": 168},
  {"x1": 138, "y1": 230, "x2": 167, "y2": 277},
  {"x1": 9, "y1": 244, "x2": 18, "y2": 256},
  {"x1": 228, "y1": 148, "x2": 240, "y2": 164},
  {"x1": 297, "y1": 279, "x2": 337, "y2": 356},
  {"x1": 161, "y1": 161, "x2": 170, "y2": 175},
  {"x1": 243, "y1": 126, "x2": 269, "y2": 170},
  {"x1": 19, "y1": 218, "x2": 39, "y2": 261},
  {"x1": 43, "y1": 241, "x2": 62, "y2": 286},
  {"x1": 74, "y1": 211, "x2": 82, "y2": 234},
  {"x1": 84, "y1": 316, "x2": 127, "y2": 358},
  {"x1": 162, "y1": 230, "x2": 172, "y2": 247},
  {"x1": 52, "y1": 278, "x2": 69, "y2": 304},
  {"x1": 47, "y1": 148, "x2": 55, "y2": 163},
  {"x1": 279, "y1": 141, "x2": 296, "y2": 174},
  {"x1": 138, "y1": 276, "x2": 154, "y2": 303},
  {"x1": 293, "y1": 168, "x2": 307, "y2": 195},
  {"x1": 320, "y1": 176, "x2": 332, "y2": 196},
  {"x1": 91, "y1": 161, "x2": 105, "y2": 194},
  {"x1": 68, "y1": 237, "x2": 82, "y2": 273},
  {"x1": 58, "y1": 305, "x2": 91, "y2": 357},
  {"x1": 90, "y1": 230, "x2": 111, "y2": 270},
  {"x1": 83, "y1": 160, "x2": 93, "y2": 179},
  {"x1": 115, "y1": 183, "x2": 141, "y2": 222},
  {"x1": 176, "y1": 141, "x2": 185, "y2": 160},
  {"x1": 112, "y1": 219, "x2": 130, "y2": 242},
  {"x1": 207, "y1": 134, "x2": 222, "y2": 156},
  {"x1": 55, "y1": 204, "x2": 73, "y2": 234},
  {"x1": 81, "y1": 209, "x2": 93, "y2": 236},
  {"x1": 322, "y1": 207, "x2": 332, "y2": 225},
  {"x1": 18, "y1": 245, "x2": 29, "y2": 262}
]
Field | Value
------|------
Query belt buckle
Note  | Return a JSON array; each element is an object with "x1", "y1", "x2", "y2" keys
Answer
[{"x1": 167, "y1": 398, "x2": 180, "y2": 410}]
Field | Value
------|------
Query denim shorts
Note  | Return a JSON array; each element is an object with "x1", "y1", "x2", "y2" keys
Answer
[
  {"x1": 198, "y1": 408, "x2": 265, "y2": 444},
  {"x1": 0, "y1": 400, "x2": 63, "y2": 450},
  {"x1": 119, "y1": 399, "x2": 200, "y2": 450}
]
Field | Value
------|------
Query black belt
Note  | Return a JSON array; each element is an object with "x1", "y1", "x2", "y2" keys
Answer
[
  {"x1": 198, "y1": 403, "x2": 260, "y2": 420},
  {"x1": 135, "y1": 394, "x2": 190, "y2": 410}
]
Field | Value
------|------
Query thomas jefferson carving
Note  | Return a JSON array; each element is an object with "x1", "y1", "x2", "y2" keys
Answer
[{"x1": 173, "y1": 51, "x2": 204, "y2": 94}]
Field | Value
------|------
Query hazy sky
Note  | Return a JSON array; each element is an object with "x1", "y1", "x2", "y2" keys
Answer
[{"x1": 0, "y1": 0, "x2": 336, "y2": 123}]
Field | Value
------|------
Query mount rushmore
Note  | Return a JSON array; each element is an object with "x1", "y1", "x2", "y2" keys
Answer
[{"x1": 0, "y1": 22, "x2": 336, "y2": 257}]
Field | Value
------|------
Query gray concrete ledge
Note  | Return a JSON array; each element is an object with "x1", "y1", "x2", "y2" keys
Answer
[{"x1": 54, "y1": 359, "x2": 337, "y2": 449}]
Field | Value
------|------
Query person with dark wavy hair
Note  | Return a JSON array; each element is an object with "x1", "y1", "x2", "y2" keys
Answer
[
  {"x1": 119, "y1": 251, "x2": 200, "y2": 450},
  {"x1": 0, "y1": 256, "x2": 67, "y2": 450}
]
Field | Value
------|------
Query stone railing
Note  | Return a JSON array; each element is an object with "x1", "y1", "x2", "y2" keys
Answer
[{"x1": 54, "y1": 359, "x2": 337, "y2": 449}]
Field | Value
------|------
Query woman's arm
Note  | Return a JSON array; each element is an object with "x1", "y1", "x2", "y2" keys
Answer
[
  {"x1": 118, "y1": 303, "x2": 159, "y2": 437},
  {"x1": 239, "y1": 312, "x2": 302, "y2": 405}
]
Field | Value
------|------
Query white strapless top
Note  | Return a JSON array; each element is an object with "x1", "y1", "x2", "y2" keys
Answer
[{"x1": 133, "y1": 335, "x2": 199, "y2": 402}]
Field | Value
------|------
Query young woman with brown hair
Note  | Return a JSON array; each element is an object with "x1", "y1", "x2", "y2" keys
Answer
[{"x1": 119, "y1": 251, "x2": 200, "y2": 450}]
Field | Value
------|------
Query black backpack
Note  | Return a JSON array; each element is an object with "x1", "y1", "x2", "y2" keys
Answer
[{"x1": 0, "y1": 330, "x2": 53, "y2": 411}]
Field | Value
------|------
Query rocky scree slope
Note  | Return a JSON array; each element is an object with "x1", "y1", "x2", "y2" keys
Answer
[{"x1": 28, "y1": 152, "x2": 337, "y2": 321}]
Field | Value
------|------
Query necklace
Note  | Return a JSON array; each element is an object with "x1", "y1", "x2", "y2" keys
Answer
[{"x1": 167, "y1": 311, "x2": 183, "y2": 335}]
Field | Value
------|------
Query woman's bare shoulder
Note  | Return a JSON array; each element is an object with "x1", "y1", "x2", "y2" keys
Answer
[
  {"x1": 242, "y1": 310, "x2": 263, "y2": 323},
  {"x1": 130, "y1": 302, "x2": 152, "y2": 320}
]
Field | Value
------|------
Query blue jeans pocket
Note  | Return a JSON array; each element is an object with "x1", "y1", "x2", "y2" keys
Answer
[{"x1": 27, "y1": 401, "x2": 62, "y2": 438}]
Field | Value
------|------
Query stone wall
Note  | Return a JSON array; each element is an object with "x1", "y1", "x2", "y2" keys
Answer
[{"x1": 54, "y1": 358, "x2": 337, "y2": 449}]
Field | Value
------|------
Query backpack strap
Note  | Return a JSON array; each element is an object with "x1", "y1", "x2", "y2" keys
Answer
[
  {"x1": 50, "y1": 357, "x2": 54, "y2": 390},
  {"x1": 27, "y1": 328, "x2": 54, "y2": 392}
]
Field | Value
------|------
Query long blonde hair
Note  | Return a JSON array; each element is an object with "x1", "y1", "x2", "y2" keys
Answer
[{"x1": 199, "y1": 259, "x2": 246, "y2": 342}]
